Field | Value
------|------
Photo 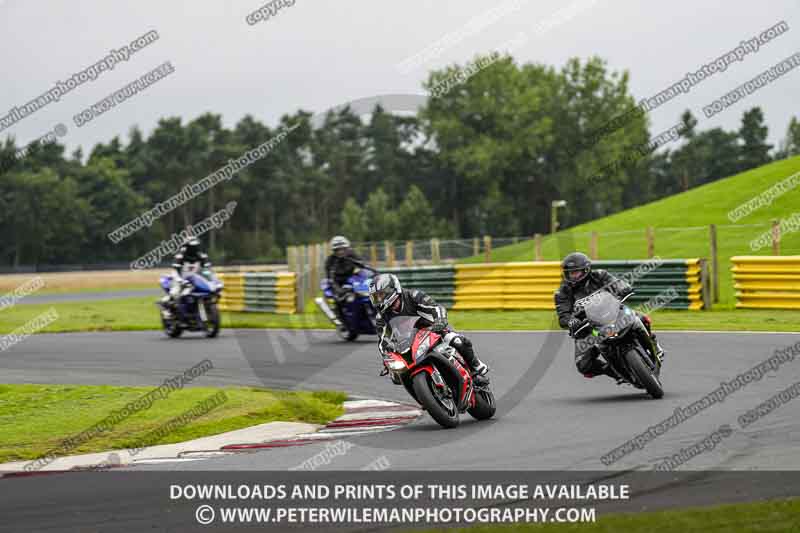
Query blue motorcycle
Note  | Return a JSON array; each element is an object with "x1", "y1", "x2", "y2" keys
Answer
[
  {"x1": 157, "y1": 269, "x2": 223, "y2": 338},
  {"x1": 314, "y1": 267, "x2": 378, "y2": 341}
]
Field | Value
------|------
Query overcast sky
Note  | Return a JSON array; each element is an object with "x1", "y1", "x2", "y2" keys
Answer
[{"x1": 1, "y1": 0, "x2": 798, "y2": 156}]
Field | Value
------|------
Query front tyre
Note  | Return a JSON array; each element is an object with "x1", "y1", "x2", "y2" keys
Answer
[
  {"x1": 336, "y1": 326, "x2": 358, "y2": 341},
  {"x1": 412, "y1": 372, "x2": 459, "y2": 429},
  {"x1": 624, "y1": 347, "x2": 664, "y2": 399},
  {"x1": 204, "y1": 301, "x2": 220, "y2": 338},
  {"x1": 162, "y1": 316, "x2": 183, "y2": 338},
  {"x1": 467, "y1": 386, "x2": 496, "y2": 420}
]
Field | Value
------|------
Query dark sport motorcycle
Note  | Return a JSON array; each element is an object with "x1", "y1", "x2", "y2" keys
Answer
[
  {"x1": 380, "y1": 316, "x2": 496, "y2": 428},
  {"x1": 157, "y1": 268, "x2": 223, "y2": 338},
  {"x1": 571, "y1": 290, "x2": 664, "y2": 399},
  {"x1": 315, "y1": 267, "x2": 378, "y2": 341}
]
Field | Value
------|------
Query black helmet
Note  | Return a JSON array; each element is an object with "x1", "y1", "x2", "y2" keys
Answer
[
  {"x1": 562, "y1": 252, "x2": 591, "y2": 287},
  {"x1": 183, "y1": 238, "x2": 202, "y2": 261},
  {"x1": 368, "y1": 273, "x2": 402, "y2": 314}
]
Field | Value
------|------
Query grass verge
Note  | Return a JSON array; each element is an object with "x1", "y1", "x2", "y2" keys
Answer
[
  {"x1": 1, "y1": 297, "x2": 799, "y2": 334},
  {"x1": 423, "y1": 497, "x2": 800, "y2": 533},
  {"x1": 0, "y1": 384, "x2": 346, "y2": 463}
]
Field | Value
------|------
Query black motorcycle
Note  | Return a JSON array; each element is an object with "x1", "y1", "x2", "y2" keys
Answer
[{"x1": 571, "y1": 290, "x2": 664, "y2": 399}]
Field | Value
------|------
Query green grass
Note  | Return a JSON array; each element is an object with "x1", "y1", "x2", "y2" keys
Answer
[
  {"x1": 424, "y1": 497, "x2": 800, "y2": 533},
  {"x1": 462, "y1": 156, "x2": 800, "y2": 309},
  {"x1": 0, "y1": 384, "x2": 346, "y2": 463},
  {"x1": 1, "y1": 297, "x2": 799, "y2": 334}
]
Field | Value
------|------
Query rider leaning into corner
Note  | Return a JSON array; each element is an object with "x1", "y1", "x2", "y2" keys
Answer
[
  {"x1": 368, "y1": 273, "x2": 490, "y2": 383},
  {"x1": 555, "y1": 252, "x2": 665, "y2": 382}
]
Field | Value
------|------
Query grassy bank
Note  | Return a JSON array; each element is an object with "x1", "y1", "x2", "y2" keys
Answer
[
  {"x1": 424, "y1": 497, "x2": 800, "y2": 533},
  {"x1": 1, "y1": 297, "x2": 799, "y2": 334},
  {"x1": 460, "y1": 156, "x2": 800, "y2": 309},
  {"x1": 0, "y1": 384, "x2": 346, "y2": 463}
]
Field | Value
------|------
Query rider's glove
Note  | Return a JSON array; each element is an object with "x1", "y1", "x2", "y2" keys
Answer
[
  {"x1": 567, "y1": 317, "x2": 583, "y2": 336},
  {"x1": 375, "y1": 316, "x2": 386, "y2": 331},
  {"x1": 431, "y1": 317, "x2": 447, "y2": 332}
]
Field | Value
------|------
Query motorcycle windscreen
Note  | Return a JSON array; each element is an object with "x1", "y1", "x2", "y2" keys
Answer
[
  {"x1": 388, "y1": 316, "x2": 419, "y2": 354},
  {"x1": 187, "y1": 273, "x2": 212, "y2": 293},
  {"x1": 583, "y1": 291, "x2": 621, "y2": 326}
]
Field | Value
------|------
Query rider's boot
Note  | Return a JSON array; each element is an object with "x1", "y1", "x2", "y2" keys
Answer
[{"x1": 451, "y1": 335, "x2": 489, "y2": 382}]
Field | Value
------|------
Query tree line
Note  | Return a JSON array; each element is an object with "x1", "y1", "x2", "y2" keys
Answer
[{"x1": 1, "y1": 53, "x2": 798, "y2": 268}]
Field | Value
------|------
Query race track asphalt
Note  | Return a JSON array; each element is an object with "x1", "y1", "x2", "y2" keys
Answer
[
  {"x1": 3, "y1": 328, "x2": 799, "y2": 472},
  {"x1": 3, "y1": 328, "x2": 800, "y2": 531}
]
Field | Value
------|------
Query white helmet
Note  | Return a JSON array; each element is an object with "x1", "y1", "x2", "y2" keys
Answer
[
  {"x1": 330, "y1": 235, "x2": 351, "y2": 252},
  {"x1": 369, "y1": 273, "x2": 402, "y2": 314}
]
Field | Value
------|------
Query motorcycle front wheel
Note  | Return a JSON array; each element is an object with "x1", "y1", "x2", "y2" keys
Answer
[
  {"x1": 204, "y1": 301, "x2": 220, "y2": 338},
  {"x1": 412, "y1": 372, "x2": 459, "y2": 429},
  {"x1": 162, "y1": 316, "x2": 183, "y2": 338},
  {"x1": 467, "y1": 385, "x2": 496, "y2": 420},
  {"x1": 624, "y1": 347, "x2": 664, "y2": 399}
]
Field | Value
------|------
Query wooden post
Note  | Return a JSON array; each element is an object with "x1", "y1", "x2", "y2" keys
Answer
[
  {"x1": 772, "y1": 219, "x2": 781, "y2": 255},
  {"x1": 709, "y1": 224, "x2": 719, "y2": 303},
  {"x1": 700, "y1": 259, "x2": 711, "y2": 310},
  {"x1": 646, "y1": 226, "x2": 655, "y2": 259},
  {"x1": 589, "y1": 231, "x2": 599, "y2": 260},
  {"x1": 534, "y1": 234, "x2": 542, "y2": 261},
  {"x1": 431, "y1": 238, "x2": 441, "y2": 264},
  {"x1": 370, "y1": 243, "x2": 378, "y2": 265},
  {"x1": 483, "y1": 235, "x2": 492, "y2": 263},
  {"x1": 287, "y1": 245, "x2": 296, "y2": 272},
  {"x1": 473, "y1": 237, "x2": 480, "y2": 257},
  {"x1": 296, "y1": 245, "x2": 306, "y2": 312},
  {"x1": 405, "y1": 241, "x2": 413, "y2": 266},
  {"x1": 386, "y1": 241, "x2": 395, "y2": 267}
]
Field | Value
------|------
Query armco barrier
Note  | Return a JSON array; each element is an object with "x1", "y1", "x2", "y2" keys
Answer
[
  {"x1": 731, "y1": 256, "x2": 800, "y2": 309},
  {"x1": 218, "y1": 272, "x2": 296, "y2": 313},
  {"x1": 452, "y1": 259, "x2": 708, "y2": 311}
]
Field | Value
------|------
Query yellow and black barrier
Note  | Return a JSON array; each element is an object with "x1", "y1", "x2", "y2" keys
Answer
[
  {"x1": 453, "y1": 259, "x2": 707, "y2": 311},
  {"x1": 732, "y1": 256, "x2": 800, "y2": 309},
  {"x1": 218, "y1": 272, "x2": 296, "y2": 313}
]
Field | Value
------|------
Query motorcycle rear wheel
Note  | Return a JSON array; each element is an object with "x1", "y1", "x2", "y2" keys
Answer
[
  {"x1": 624, "y1": 347, "x2": 664, "y2": 399},
  {"x1": 412, "y1": 372, "x2": 459, "y2": 429}
]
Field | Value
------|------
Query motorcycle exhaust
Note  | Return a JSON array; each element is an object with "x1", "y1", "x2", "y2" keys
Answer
[{"x1": 314, "y1": 297, "x2": 342, "y2": 327}]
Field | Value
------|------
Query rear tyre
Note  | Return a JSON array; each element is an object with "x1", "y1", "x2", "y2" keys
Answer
[
  {"x1": 412, "y1": 372, "x2": 459, "y2": 429},
  {"x1": 624, "y1": 347, "x2": 664, "y2": 399},
  {"x1": 467, "y1": 387, "x2": 496, "y2": 420}
]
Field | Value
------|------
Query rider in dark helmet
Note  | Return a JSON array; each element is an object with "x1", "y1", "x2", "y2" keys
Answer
[
  {"x1": 369, "y1": 273, "x2": 489, "y2": 380},
  {"x1": 555, "y1": 252, "x2": 664, "y2": 381}
]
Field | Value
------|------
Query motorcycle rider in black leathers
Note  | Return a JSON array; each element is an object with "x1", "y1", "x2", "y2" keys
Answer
[
  {"x1": 324, "y1": 235, "x2": 372, "y2": 325},
  {"x1": 368, "y1": 273, "x2": 489, "y2": 382},
  {"x1": 162, "y1": 238, "x2": 212, "y2": 315},
  {"x1": 555, "y1": 252, "x2": 664, "y2": 381}
]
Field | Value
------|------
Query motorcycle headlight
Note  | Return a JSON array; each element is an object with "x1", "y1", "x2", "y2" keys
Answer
[
  {"x1": 415, "y1": 337, "x2": 431, "y2": 358},
  {"x1": 387, "y1": 359, "x2": 406, "y2": 371},
  {"x1": 600, "y1": 324, "x2": 617, "y2": 338}
]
